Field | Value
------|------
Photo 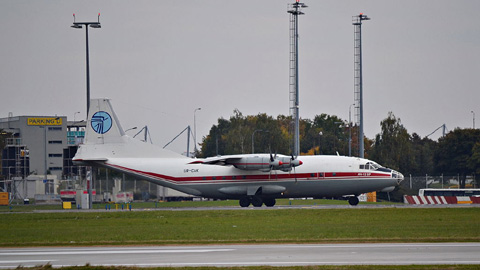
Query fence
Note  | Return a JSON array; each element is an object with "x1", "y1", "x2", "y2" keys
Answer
[{"x1": 399, "y1": 174, "x2": 478, "y2": 196}]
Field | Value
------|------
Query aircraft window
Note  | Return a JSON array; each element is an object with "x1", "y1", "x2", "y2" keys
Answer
[
  {"x1": 363, "y1": 162, "x2": 381, "y2": 171},
  {"x1": 370, "y1": 163, "x2": 380, "y2": 170}
]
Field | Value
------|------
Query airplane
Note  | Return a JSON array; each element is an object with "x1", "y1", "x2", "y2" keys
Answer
[{"x1": 73, "y1": 98, "x2": 404, "y2": 207}]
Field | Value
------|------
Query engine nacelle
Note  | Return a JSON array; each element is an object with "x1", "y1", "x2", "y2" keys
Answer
[
  {"x1": 229, "y1": 155, "x2": 303, "y2": 172},
  {"x1": 275, "y1": 156, "x2": 303, "y2": 172},
  {"x1": 231, "y1": 156, "x2": 272, "y2": 171}
]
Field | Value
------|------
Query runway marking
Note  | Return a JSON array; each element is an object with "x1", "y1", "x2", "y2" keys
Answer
[
  {"x1": 262, "y1": 243, "x2": 480, "y2": 249},
  {"x1": 0, "y1": 248, "x2": 234, "y2": 256},
  {"x1": 0, "y1": 260, "x2": 55, "y2": 264},
  {"x1": 30, "y1": 261, "x2": 480, "y2": 268}
]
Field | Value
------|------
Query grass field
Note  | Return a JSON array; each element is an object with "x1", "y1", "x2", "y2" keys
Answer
[
  {"x1": 0, "y1": 198, "x2": 398, "y2": 212},
  {"x1": 1, "y1": 207, "x2": 479, "y2": 246},
  {"x1": 1, "y1": 203, "x2": 479, "y2": 270}
]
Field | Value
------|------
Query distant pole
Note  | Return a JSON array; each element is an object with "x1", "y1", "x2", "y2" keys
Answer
[
  {"x1": 288, "y1": 0, "x2": 307, "y2": 157},
  {"x1": 106, "y1": 168, "x2": 109, "y2": 195},
  {"x1": 251, "y1": 129, "x2": 263, "y2": 154},
  {"x1": 43, "y1": 127, "x2": 48, "y2": 194},
  {"x1": 194, "y1": 108, "x2": 201, "y2": 156},
  {"x1": 353, "y1": 13, "x2": 370, "y2": 158},
  {"x1": 349, "y1": 104, "x2": 354, "y2": 156},
  {"x1": 71, "y1": 13, "x2": 101, "y2": 117},
  {"x1": 216, "y1": 134, "x2": 219, "y2": 156},
  {"x1": 72, "y1": 14, "x2": 101, "y2": 209},
  {"x1": 472, "y1": 111, "x2": 475, "y2": 129},
  {"x1": 186, "y1": 126, "x2": 191, "y2": 157},
  {"x1": 334, "y1": 122, "x2": 343, "y2": 153}
]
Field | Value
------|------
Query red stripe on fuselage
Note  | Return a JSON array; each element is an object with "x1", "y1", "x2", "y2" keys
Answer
[{"x1": 105, "y1": 163, "x2": 391, "y2": 184}]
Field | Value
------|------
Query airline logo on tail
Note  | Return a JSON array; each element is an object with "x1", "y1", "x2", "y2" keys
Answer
[{"x1": 91, "y1": 111, "x2": 112, "y2": 134}]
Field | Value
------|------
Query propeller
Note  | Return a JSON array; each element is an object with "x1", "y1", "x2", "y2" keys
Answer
[
  {"x1": 289, "y1": 154, "x2": 303, "y2": 183},
  {"x1": 269, "y1": 153, "x2": 283, "y2": 168},
  {"x1": 269, "y1": 152, "x2": 282, "y2": 180}
]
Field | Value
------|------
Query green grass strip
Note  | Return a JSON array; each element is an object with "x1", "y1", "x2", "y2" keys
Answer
[
  {"x1": 1, "y1": 208, "x2": 479, "y2": 246},
  {"x1": 0, "y1": 199, "x2": 400, "y2": 212}
]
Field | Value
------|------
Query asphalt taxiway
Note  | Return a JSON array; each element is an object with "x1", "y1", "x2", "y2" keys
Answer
[{"x1": 1, "y1": 243, "x2": 480, "y2": 268}]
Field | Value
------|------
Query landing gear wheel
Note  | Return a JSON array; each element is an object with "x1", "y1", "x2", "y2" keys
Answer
[
  {"x1": 239, "y1": 197, "x2": 251, "y2": 207},
  {"x1": 263, "y1": 198, "x2": 276, "y2": 207},
  {"x1": 348, "y1": 196, "x2": 359, "y2": 206},
  {"x1": 251, "y1": 196, "x2": 263, "y2": 207}
]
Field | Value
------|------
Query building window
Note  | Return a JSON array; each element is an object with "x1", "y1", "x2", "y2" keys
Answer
[
  {"x1": 49, "y1": 153, "x2": 63, "y2": 158},
  {"x1": 48, "y1": 140, "x2": 63, "y2": 144},
  {"x1": 48, "y1": 127, "x2": 62, "y2": 131},
  {"x1": 49, "y1": 167, "x2": 62, "y2": 171}
]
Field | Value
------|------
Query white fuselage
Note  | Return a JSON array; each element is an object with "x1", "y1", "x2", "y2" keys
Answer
[
  {"x1": 73, "y1": 99, "x2": 404, "y2": 203},
  {"x1": 98, "y1": 154, "x2": 401, "y2": 199}
]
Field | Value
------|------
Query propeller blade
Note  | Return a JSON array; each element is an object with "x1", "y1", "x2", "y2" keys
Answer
[{"x1": 294, "y1": 166, "x2": 297, "y2": 183}]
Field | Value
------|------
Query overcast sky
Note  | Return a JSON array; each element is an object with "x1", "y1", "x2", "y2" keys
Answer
[{"x1": 1, "y1": 1, "x2": 479, "y2": 154}]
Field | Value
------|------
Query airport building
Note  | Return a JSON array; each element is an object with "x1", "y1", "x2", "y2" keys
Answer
[
  {"x1": 0, "y1": 115, "x2": 85, "y2": 199},
  {"x1": 1, "y1": 114, "x2": 192, "y2": 203}
]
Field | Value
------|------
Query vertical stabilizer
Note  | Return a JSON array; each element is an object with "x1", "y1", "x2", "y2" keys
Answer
[
  {"x1": 75, "y1": 98, "x2": 187, "y2": 160},
  {"x1": 85, "y1": 98, "x2": 125, "y2": 145}
]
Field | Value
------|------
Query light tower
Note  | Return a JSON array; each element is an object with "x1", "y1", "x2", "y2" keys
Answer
[
  {"x1": 71, "y1": 13, "x2": 101, "y2": 209},
  {"x1": 288, "y1": 0, "x2": 307, "y2": 157},
  {"x1": 353, "y1": 13, "x2": 370, "y2": 158}
]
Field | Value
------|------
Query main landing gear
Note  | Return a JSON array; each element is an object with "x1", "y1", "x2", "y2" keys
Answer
[
  {"x1": 239, "y1": 196, "x2": 276, "y2": 207},
  {"x1": 348, "y1": 196, "x2": 359, "y2": 206}
]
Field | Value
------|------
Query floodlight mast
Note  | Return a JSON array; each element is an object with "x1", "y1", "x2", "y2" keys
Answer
[
  {"x1": 288, "y1": 0, "x2": 307, "y2": 157},
  {"x1": 71, "y1": 13, "x2": 101, "y2": 210},
  {"x1": 353, "y1": 13, "x2": 370, "y2": 158},
  {"x1": 71, "y1": 13, "x2": 101, "y2": 117}
]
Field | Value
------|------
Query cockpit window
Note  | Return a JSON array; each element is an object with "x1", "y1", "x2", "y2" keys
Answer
[
  {"x1": 360, "y1": 162, "x2": 381, "y2": 171},
  {"x1": 369, "y1": 162, "x2": 380, "y2": 170}
]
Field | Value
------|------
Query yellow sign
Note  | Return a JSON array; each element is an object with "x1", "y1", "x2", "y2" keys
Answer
[
  {"x1": 27, "y1": 117, "x2": 62, "y2": 126},
  {"x1": 62, "y1": 201, "x2": 72, "y2": 209},
  {"x1": 0, "y1": 192, "x2": 8, "y2": 206}
]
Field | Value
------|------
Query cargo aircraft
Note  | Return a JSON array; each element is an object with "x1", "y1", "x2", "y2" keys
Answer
[{"x1": 73, "y1": 99, "x2": 404, "y2": 207}]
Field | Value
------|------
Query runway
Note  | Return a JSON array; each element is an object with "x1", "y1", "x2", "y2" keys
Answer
[{"x1": 1, "y1": 243, "x2": 480, "y2": 268}]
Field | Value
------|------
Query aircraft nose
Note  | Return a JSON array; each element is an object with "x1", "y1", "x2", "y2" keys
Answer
[{"x1": 393, "y1": 171, "x2": 404, "y2": 184}]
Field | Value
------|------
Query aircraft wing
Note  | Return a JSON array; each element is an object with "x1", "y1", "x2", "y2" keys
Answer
[
  {"x1": 189, "y1": 154, "x2": 301, "y2": 172},
  {"x1": 189, "y1": 155, "x2": 242, "y2": 166}
]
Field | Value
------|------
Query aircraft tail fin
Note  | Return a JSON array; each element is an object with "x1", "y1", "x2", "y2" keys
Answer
[
  {"x1": 74, "y1": 98, "x2": 187, "y2": 161},
  {"x1": 85, "y1": 98, "x2": 126, "y2": 145}
]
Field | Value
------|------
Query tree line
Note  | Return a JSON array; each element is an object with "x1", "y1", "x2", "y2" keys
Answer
[{"x1": 200, "y1": 111, "x2": 480, "y2": 188}]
